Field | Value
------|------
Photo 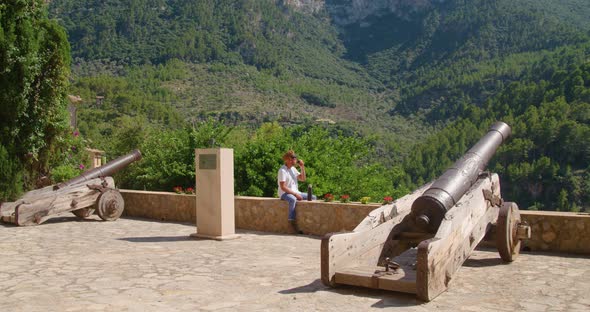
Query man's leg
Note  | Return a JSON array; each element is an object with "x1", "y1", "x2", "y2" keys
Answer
[{"x1": 281, "y1": 193, "x2": 298, "y2": 220}]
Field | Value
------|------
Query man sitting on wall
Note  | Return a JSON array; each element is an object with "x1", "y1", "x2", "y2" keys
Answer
[{"x1": 278, "y1": 150, "x2": 316, "y2": 232}]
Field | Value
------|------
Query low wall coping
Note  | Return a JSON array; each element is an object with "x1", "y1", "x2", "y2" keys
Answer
[
  {"x1": 119, "y1": 189, "x2": 194, "y2": 196},
  {"x1": 520, "y1": 210, "x2": 590, "y2": 218}
]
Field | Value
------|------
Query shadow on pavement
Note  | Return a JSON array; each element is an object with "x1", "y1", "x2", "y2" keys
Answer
[
  {"x1": 118, "y1": 236, "x2": 194, "y2": 243},
  {"x1": 1, "y1": 215, "x2": 103, "y2": 227},
  {"x1": 44, "y1": 216, "x2": 103, "y2": 224},
  {"x1": 278, "y1": 279, "x2": 422, "y2": 308},
  {"x1": 463, "y1": 257, "x2": 506, "y2": 267},
  {"x1": 278, "y1": 279, "x2": 324, "y2": 294}
]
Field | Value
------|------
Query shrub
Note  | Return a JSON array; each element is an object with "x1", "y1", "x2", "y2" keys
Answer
[
  {"x1": 0, "y1": 144, "x2": 23, "y2": 201},
  {"x1": 50, "y1": 165, "x2": 81, "y2": 183},
  {"x1": 48, "y1": 130, "x2": 90, "y2": 184},
  {"x1": 300, "y1": 92, "x2": 336, "y2": 108}
]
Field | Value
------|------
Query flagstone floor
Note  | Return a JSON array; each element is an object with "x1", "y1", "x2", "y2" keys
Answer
[{"x1": 1, "y1": 215, "x2": 589, "y2": 311}]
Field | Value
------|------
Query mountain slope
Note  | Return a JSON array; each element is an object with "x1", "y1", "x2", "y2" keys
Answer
[
  {"x1": 328, "y1": 0, "x2": 589, "y2": 116},
  {"x1": 50, "y1": 0, "x2": 376, "y2": 87},
  {"x1": 47, "y1": 0, "x2": 590, "y2": 210},
  {"x1": 403, "y1": 43, "x2": 590, "y2": 211}
]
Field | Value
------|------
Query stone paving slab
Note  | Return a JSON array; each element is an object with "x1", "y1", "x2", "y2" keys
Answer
[{"x1": 0, "y1": 215, "x2": 589, "y2": 311}]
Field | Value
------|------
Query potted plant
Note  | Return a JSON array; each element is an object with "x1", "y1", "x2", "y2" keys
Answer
[
  {"x1": 173, "y1": 186, "x2": 183, "y2": 194},
  {"x1": 360, "y1": 196, "x2": 371, "y2": 204},
  {"x1": 340, "y1": 194, "x2": 350, "y2": 203},
  {"x1": 383, "y1": 196, "x2": 394, "y2": 205},
  {"x1": 323, "y1": 193, "x2": 334, "y2": 202}
]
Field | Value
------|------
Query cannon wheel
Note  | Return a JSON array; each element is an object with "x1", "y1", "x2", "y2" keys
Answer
[
  {"x1": 497, "y1": 202, "x2": 521, "y2": 262},
  {"x1": 96, "y1": 189, "x2": 124, "y2": 221},
  {"x1": 72, "y1": 208, "x2": 95, "y2": 218}
]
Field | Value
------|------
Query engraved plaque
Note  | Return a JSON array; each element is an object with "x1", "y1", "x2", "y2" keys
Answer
[{"x1": 199, "y1": 154, "x2": 217, "y2": 170}]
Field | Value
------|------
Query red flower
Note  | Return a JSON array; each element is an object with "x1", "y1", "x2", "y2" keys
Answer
[
  {"x1": 383, "y1": 196, "x2": 394, "y2": 204},
  {"x1": 185, "y1": 187, "x2": 195, "y2": 194},
  {"x1": 173, "y1": 186, "x2": 183, "y2": 194},
  {"x1": 340, "y1": 194, "x2": 350, "y2": 203}
]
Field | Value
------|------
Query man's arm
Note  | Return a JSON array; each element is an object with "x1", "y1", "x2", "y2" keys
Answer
[
  {"x1": 297, "y1": 160, "x2": 306, "y2": 181},
  {"x1": 280, "y1": 181, "x2": 303, "y2": 200}
]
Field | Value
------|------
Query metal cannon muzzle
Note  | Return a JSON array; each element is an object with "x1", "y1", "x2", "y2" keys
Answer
[
  {"x1": 411, "y1": 122, "x2": 511, "y2": 232},
  {"x1": 56, "y1": 149, "x2": 142, "y2": 189}
]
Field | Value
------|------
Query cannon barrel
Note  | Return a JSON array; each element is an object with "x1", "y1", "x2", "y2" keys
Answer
[
  {"x1": 56, "y1": 149, "x2": 142, "y2": 189},
  {"x1": 411, "y1": 122, "x2": 511, "y2": 232}
]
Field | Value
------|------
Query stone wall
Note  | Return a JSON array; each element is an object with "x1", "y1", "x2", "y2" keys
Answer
[
  {"x1": 234, "y1": 197, "x2": 378, "y2": 235},
  {"x1": 121, "y1": 190, "x2": 378, "y2": 235},
  {"x1": 121, "y1": 190, "x2": 196, "y2": 223},
  {"x1": 120, "y1": 190, "x2": 590, "y2": 254},
  {"x1": 520, "y1": 211, "x2": 590, "y2": 254}
]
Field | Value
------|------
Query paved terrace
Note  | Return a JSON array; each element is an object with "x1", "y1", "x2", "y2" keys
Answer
[{"x1": 1, "y1": 215, "x2": 589, "y2": 312}]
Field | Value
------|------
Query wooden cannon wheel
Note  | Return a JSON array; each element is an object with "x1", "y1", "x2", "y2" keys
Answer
[
  {"x1": 95, "y1": 189, "x2": 124, "y2": 221},
  {"x1": 496, "y1": 202, "x2": 522, "y2": 262},
  {"x1": 72, "y1": 208, "x2": 95, "y2": 218}
]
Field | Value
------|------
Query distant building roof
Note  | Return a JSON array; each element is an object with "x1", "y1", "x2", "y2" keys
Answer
[
  {"x1": 68, "y1": 95, "x2": 83, "y2": 103},
  {"x1": 85, "y1": 148, "x2": 105, "y2": 155}
]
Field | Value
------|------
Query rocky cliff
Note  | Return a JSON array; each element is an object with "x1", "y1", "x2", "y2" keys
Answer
[{"x1": 286, "y1": 0, "x2": 441, "y2": 25}]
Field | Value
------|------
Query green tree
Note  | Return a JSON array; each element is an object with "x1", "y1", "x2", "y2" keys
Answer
[
  {"x1": 557, "y1": 189, "x2": 569, "y2": 212},
  {"x1": 0, "y1": 0, "x2": 71, "y2": 197},
  {"x1": 0, "y1": 144, "x2": 23, "y2": 200}
]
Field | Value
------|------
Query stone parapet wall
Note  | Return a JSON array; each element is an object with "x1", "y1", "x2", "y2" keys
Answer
[
  {"x1": 235, "y1": 197, "x2": 378, "y2": 235},
  {"x1": 121, "y1": 190, "x2": 196, "y2": 223},
  {"x1": 121, "y1": 191, "x2": 378, "y2": 235},
  {"x1": 520, "y1": 211, "x2": 590, "y2": 254},
  {"x1": 120, "y1": 190, "x2": 590, "y2": 254},
  {"x1": 234, "y1": 197, "x2": 293, "y2": 233}
]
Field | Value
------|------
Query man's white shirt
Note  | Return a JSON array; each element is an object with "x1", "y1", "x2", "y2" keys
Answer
[{"x1": 277, "y1": 165, "x2": 300, "y2": 197}]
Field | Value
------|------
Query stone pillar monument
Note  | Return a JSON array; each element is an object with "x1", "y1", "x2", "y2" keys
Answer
[{"x1": 190, "y1": 148, "x2": 239, "y2": 240}]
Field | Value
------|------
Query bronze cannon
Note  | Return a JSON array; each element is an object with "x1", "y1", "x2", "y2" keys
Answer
[
  {"x1": 0, "y1": 150, "x2": 141, "y2": 226},
  {"x1": 411, "y1": 122, "x2": 512, "y2": 232},
  {"x1": 321, "y1": 122, "x2": 531, "y2": 301}
]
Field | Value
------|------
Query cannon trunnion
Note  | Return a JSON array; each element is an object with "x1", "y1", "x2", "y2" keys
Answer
[
  {"x1": 320, "y1": 122, "x2": 531, "y2": 301},
  {"x1": 0, "y1": 150, "x2": 141, "y2": 226}
]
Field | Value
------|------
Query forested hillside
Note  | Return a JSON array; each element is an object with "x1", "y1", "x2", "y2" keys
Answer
[
  {"x1": 42, "y1": 0, "x2": 590, "y2": 211},
  {"x1": 338, "y1": 0, "x2": 589, "y2": 115},
  {"x1": 404, "y1": 43, "x2": 590, "y2": 211}
]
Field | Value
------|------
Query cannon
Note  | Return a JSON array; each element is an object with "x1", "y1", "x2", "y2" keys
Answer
[
  {"x1": 321, "y1": 122, "x2": 531, "y2": 301},
  {"x1": 0, "y1": 150, "x2": 141, "y2": 226},
  {"x1": 411, "y1": 122, "x2": 512, "y2": 232}
]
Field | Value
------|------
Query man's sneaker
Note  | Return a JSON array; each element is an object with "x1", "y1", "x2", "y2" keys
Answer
[{"x1": 288, "y1": 219, "x2": 303, "y2": 234}]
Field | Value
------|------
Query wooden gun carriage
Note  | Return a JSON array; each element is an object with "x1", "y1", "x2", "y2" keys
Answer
[
  {"x1": 321, "y1": 122, "x2": 531, "y2": 301},
  {"x1": 0, "y1": 150, "x2": 141, "y2": 226}
]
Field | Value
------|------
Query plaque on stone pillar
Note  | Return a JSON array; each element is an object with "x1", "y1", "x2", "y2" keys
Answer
[{"x1": 190, "y1": 148, "x2": 239, "y2": 240}]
